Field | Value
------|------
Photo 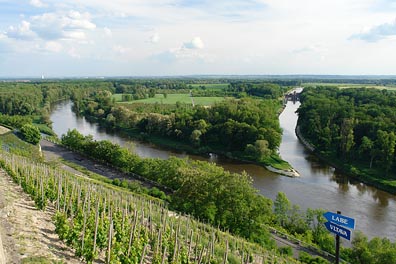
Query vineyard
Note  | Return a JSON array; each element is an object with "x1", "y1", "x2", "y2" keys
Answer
[{"x1": 0, "y1": 150, "x2": 298, "y2": 263}]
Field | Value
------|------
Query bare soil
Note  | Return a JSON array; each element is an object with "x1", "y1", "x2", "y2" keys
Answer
[{"x1": 0, "y1": 170, "x2": 81, "y2": 264}]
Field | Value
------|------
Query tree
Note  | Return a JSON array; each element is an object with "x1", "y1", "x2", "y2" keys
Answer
[
  {"x1": 339, "y1": 118, "x2": 355, "y2": 158},
  {"x1": 20, "y1": 124, "x2": 41, "y2": 145},
  {"x1": 376, "y1": 130, "x2": 396, "y2": 173},
  {"x1": 254, "y1": 139, "x2": 272, "y2": 158},
  {"x1": 148, "y1": 88, "x2": 156, "y2": 98},
  {"x1": 274, "y1": 192, "x2": 291, "y2": 227},
  {"x1": 190, "y1": 129, "x2": 202, "y2": 146}
]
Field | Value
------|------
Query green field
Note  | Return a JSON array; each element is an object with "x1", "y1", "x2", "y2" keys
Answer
[
  {"x1": 189, "y1": 83, "x2": 229, "y2": 90},
  {"x1": 117, "y1": 93, "x2": 226, "y2": 106}
]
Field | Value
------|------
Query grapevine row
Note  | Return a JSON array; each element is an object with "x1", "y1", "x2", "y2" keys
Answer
[{"x1": 0, "y1": 151, "x2": 297, "y2": 263}]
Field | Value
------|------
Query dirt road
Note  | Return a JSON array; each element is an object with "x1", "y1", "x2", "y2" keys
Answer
[{"x1": 40, "y1": 139, "x2": 170, "y2": 191}]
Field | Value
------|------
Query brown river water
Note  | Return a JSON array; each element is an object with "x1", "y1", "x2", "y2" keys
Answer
[{"x1": 50, "y1": 99, "x2": 396, "y2": 241}]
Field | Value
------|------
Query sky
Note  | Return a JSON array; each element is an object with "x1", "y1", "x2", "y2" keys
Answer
[{"x1": 1, "y1": 0, "x2": 396, "y2": 77}]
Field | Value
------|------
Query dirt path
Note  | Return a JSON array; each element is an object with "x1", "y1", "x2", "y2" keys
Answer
[
  {"x1": 0, "y1": 170, "x2": 81, "y2": 264},
  {"x1": 40, "y1": 139, "x2": 171, "y2": 192}
]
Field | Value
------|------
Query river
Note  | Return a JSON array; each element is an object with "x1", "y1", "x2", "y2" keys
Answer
[{"x1": 50, "y1": 100, "x2": 396, "y2": 240}]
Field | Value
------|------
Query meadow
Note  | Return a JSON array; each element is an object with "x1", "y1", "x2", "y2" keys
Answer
[
  {"x1": 116, "y1": 93, "x2": 226, "y2": 106},
  {"x1": 189, "y1": 83, "x2": 229, "y2": 90}
]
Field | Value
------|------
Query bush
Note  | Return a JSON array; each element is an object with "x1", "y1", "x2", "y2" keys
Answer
[
  {"x1": 278, "y1": 246, "x2": 293, "y2": 256},
  {"x1": 20, "y1": 123, "x2": 41, "y2": 145},
  {"x1": 148, "y1": 187, "x2": 167, "y2": 200},
  {"x1": 299, "y1": 251, "x2": 328, "y2": 263}
]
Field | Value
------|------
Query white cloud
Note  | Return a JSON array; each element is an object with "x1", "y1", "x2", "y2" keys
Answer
[
  {"x1": 350, "y1": 18, "x2": 396, "y2": 42},
  {"x1": 113, "y1": 45, "x2": 132, "y2": 55},
  {"x1": 152, "y1": 47, "x2": 211, "y2": 64},
  {"x1": 63, "y1": 31, "x2": 86, "y2": 40},
  {"x1": 6, "y1": 11, "x2": 97, "y2": 41},
  {"x1": 29, "y1": 0, "x2": 47, "y2": 8},
  {"x1": 5, "y1": 20, "x2": 36, "y2": 40},
  {"x1": 66, "y1": 11, "x2": 96, "y2": 30},
  {"x1": 68, "y1": 47, "x2": 81, "y2": 58},
  {"x1": 183, "y1": 37, "x2": 204, "y2": 49},
  {"x1": 44, "y1": 41, "x2": 62, "y2": 52},
  {"x1": 149, "y1": 33, "x2": 160, "y2": 43},
  {"x1": 103, "y1": 27, "x2": 112, "y2": 37},
  {"x1": 292, "y1": 44, "x2": 327, "y2": 54}
]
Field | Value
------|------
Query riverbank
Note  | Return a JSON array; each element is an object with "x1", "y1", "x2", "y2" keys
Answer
[
  {"x1": 82, "y1": 114, "x2": 300, "y2": 176},
  {"x1": 295, "y1": 126, "x2": 396, "y2": 194},
  {"x1": 119, "y1": 130, "x2": 301, "y2": 177},
  {"x1": 266, "y1": 165, "x2": 300, "y2": 177}
]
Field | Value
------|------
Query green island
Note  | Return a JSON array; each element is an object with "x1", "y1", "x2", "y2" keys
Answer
[
  {"x1": 72, "y1": 79, "x2": 295, "y2": 173},
  {"x1": 0, "y1": 79, "x2": 395, "y2": 263}
]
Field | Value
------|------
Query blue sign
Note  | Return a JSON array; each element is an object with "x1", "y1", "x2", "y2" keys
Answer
[
  {"x1": 324, "y1": 222, "x2": 352, "y2": 241},
  {"x1": 323, "y1": 212, "x2": 355, "y2": 230}
]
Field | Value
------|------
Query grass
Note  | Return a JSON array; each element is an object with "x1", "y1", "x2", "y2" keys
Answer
[
  {"x1": 189, "y1": 83, "x2": 229, "y2": 90},
  {"x1": 21, "y1": 256, "x2": 65, "y2": 264},
  {"x1": 0, "y1": 132, "x2": 42, "y2": 160},
  {"x1": 262, "y1": 154, "x2": 293, "y2": 170},
  {"x1": 33, "y1": 123, "x2": 56, "y2": 136},
  {"x1": 117, "y1": 93, "x2": 225, "y2": 106}
]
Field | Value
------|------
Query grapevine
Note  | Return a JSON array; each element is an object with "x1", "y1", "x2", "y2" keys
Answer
[{"x1": 0, "y1": 151, "x2": 297, "y2": 263}]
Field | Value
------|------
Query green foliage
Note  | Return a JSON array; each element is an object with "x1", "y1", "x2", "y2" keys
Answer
[
  {"x1": 299, "y1": 251, "x2": 329, "y2": 263},
  {"x1": 20, "y1": 123, "x2": 41, "y2": 145},
  {"x1": 298, "y1": 86, "x2": 396, "y2": 184},
  {"x1": 76, "y1": 92, "x2": 283, "y2": 164},
  {"x1": 278, "y1": 246, "x2": 293, "y2": 256},
  {"x1": 226, "y1": 82, "x2": 287, "y2": 99},
  {"x1": 274, "y1": 192, "x2": 291, "y2": 226},
  {"x1": 61, "y1": 129, "x2": 274, "y2": 246},
  {"x1": 0, "y1": 114, "x2": 32, "y2": 129},
  {"x1": 349, "y1": 231, "x2": 396, "y2": 264}
]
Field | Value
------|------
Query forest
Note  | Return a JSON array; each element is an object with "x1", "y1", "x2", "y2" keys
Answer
[{"x1": 297, "y1": 86, "x2": 396, "y2": 191}]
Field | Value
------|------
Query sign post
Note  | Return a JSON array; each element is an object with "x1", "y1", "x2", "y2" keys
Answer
[
  {"x1": 335, "y1": 211, "x2": 341, "y2": 264},
  {"x1": 323, "y1": 211, "x2": 356, "y2": 264},
  {"x1": 323, "y1": 211, "x2": 355, "y2": 229}
]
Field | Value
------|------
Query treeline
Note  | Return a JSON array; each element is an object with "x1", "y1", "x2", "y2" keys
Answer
[
  {"x1": 226, "y1": 82, "x2": 287, "y2": 99},
  {"x1": 0, "y1": 81, "x2": 114, "y2": 129},
  {"x1": 297, "y1": 87, "x2": 396, "y2": 179},
  {"x1": 61, "y1": 129, "x2": 274, "y2": 245},
  {"x1": 75, "y1": 92, "x2": 282, "y2": 162},
  {"x1": 302, "y1": 78, "x2": 396, "y2": 86},
  {"x1": 114, "y1": 80, "x2": 292, "y2": 101}
]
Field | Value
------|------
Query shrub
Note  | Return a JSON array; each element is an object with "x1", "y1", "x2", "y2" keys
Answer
[{"x1": 20, "y1": 124, "x2": 41, "y2": 145}]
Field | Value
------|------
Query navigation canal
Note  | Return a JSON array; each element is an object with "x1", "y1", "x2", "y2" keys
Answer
[{"x1": 50, "y1": 99, "x2": 396, "y2": 240}]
